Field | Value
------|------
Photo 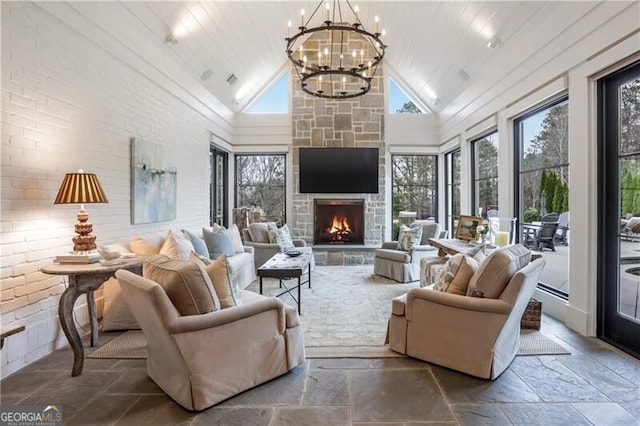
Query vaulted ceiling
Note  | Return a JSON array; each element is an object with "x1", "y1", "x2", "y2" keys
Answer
[{"x1": 68, "y1": 1, "x2": 625, "y2": 118}]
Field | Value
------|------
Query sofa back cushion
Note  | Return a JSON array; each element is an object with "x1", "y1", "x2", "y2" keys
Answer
[
  {"x1": 247, "y1": 222, "x2": 271, "y2": 243},
  {"x1": 143, "y1": 255, "x2": 220, "y2": 316},
  {"x1": 466, "y1": 244, "x2": 531, "y2": 299},
  {"x1": 412, "y1": 221, "x2": 441, "y2": 245}
]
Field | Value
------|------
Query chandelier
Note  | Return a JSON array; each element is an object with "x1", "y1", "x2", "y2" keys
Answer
[{"x1": 285, "y1": 0, "x2": 386, "y2": 99}]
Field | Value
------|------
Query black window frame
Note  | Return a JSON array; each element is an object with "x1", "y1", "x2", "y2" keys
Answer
[
  {"x1": 234, "y1": 153, "x2": 287, "y2": 225},
  {"x1": 470, "y1": 130, "x2": 499, "y2": 219},
  {"x1": 390, "y1": 154, "x2": 439, "y2": 232}
]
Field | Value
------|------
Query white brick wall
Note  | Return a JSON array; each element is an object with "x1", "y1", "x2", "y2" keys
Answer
[{"x1": 0, "y1": 2, "x2": 223, "y2": 377}]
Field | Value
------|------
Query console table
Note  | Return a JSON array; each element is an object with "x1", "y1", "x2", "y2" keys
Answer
[
  {"x1": 41, "y1": 257, "x2": 145, "y2": 376},
  {"x1": 427, "y1": 238, "x2": 487, "y2": 257}
]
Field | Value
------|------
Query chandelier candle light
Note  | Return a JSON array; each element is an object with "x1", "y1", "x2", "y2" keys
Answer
[{"x1": 285, "y1": 0, "x2": 386, "y2": 99}]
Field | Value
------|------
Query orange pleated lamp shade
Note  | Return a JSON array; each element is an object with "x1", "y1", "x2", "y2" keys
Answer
[{"x1": 54, "y1": 172, "x2": 108, "y2": 205}]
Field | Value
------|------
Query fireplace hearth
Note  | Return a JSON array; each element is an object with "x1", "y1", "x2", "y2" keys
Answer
[{"x1": 314, "y1": 199, "x2": 365, "y2": 245}]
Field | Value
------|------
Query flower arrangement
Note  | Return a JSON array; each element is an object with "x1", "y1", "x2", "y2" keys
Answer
[{"x1": 477, "y1": 225, "x2": 488, "y2": 235}]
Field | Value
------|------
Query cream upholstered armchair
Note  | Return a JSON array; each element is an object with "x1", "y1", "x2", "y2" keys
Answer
[
  {"x1": 242, "y1": 222, "x2": 308, "y2": 270},
  {"x1": 115, "y1": 260, "x2": 305, "y2": 411},
  {"x1": 373, "y1": 221, "x2": 446, "y2": 283},
  {"x1": 387, "y1": 245, "x2": 545, "y2": 379}
]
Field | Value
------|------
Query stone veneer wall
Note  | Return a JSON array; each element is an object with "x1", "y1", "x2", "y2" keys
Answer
[{"x1": 289, "y1": 57, "x2": 385, "y2": 248}]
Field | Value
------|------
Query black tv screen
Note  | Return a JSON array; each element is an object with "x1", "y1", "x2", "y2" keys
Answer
[{"x1": 299, "y1": 148, "x2": 379, "y2": 193}]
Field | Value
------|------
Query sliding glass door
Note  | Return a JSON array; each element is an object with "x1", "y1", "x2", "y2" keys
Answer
[{"x1": 598, "y1": 60, "x2": 640, "y2": 358}]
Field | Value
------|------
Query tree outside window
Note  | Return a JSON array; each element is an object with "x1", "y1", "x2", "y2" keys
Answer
[
  {"x1": 472, "y1": 132, "x2": 499, "y2": 218},
  {"x1": 446, "y1": 150, "x2": 461, "y2": 232},
  {"x1": 235, "y1": 154, "x2": 286, "y2": 224},
  {"x1": 391, "y1": 155, "x2": 438, "y2": 233},
  {"x1": 517, "y1": 99, "x2": 569, "y2": 222}
]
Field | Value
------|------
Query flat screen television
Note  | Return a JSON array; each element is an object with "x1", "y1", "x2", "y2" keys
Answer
[{"x1": 299, "y1": 147, "x2": 379, "y2": 193}]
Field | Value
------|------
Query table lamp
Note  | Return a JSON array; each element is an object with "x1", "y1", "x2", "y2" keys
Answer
[{"x1": 54, "y1": 170, "x2": 108, "y2": 252}]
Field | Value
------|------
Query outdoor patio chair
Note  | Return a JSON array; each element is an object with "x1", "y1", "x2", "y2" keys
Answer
[
  {"x1": 555, "y1": 211, "x2": 570, "y2": 245},
  {"x1": 534, "y1": 214, "x2": 559, "y2": 251}
]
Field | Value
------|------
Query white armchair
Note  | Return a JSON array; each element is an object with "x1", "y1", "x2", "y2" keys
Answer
[
  {"x1": 116, "y1": 266, "x2": 305, "y2": 410},
  {"x1": 373, "y1": 222, "x2": 447, "y2": 283},
  {"x1": 388, "y1": 245, "x2": 545, "y2": 379}
]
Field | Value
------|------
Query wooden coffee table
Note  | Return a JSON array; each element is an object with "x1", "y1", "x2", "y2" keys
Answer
[{"x1": 257, "y1": 251, "x2": 313, "y2": 315}]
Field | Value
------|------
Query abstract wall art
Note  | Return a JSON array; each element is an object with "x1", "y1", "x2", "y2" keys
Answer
[{"x1": 130, "y1": 137, "x2": 177, "y2": 224}]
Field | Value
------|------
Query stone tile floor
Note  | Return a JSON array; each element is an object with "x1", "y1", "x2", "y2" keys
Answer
[{"x1": 1, "y1": 315, "x2": 639, "y2": 425}]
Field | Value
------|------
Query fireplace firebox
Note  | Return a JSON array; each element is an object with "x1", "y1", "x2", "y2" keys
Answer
[{"x1": 314, "y1": 199, "x2": 365, "y2": 245}]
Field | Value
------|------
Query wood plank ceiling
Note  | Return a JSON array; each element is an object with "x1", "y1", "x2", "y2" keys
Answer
[{"x1": 101, "y1": 1, "x2": 610, "y2": 114}]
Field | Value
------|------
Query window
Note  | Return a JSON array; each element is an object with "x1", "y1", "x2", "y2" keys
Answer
[
  {"x1": 210, "y1": 146, "x2": 228, "y2": 227},
  {"x1": 445, "y1": 150, "x2": 461, "y2": 232},
  {"x1": 235, "y1": 154, "x2": 286, "y2": 224},
  {"x1": 389, "y1": 77, "x2": 423, "y2": 114},
  {"x1": 245, "y1": 73, "x2": 289, "y2": 113},
  {"x1": 515, "y1": 96, "x2": 569, "y2": 298},
  {"x1": 471, "y1": 131, "x2": 499, "y2": 218},
  {"x1": 391, "y1": 155, "x2": 438, "y2": 232}
]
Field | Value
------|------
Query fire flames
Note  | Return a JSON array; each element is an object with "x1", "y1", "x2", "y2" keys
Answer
[{"x1": 328, "y1": 216, "x2": 352, "y2": 241}]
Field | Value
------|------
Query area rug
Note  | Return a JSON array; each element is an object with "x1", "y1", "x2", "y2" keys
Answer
[{"x1": 90, "y1": 265, "x2": 570, "y2": 359}]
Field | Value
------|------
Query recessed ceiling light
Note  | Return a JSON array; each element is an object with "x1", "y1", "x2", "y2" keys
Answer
[
  {"x1": 424, "y1": 85, "x2": 437, "y2": 100},
  {"x1": 487, "y1": 37, "x2": 501, "y2": 49}
]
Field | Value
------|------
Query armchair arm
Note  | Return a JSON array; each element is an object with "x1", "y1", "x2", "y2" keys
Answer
[
  {"x1": 167, "y1": 297, "x2": 285, "y2": 335},
  {"x1": 381, "y1": 241, "x2": 400, "y2": 249},
  {"x1": 405, "y1": 288, "x2": 511, "y2": 320},
  {"x1": 412, "y1": 244, "x2": 437, "y2": 252},
  {"x1": 243, "y1": 245, "x2": 255, "y2": 255},
  {"x1": 245, "y1": 241, "x2": 280, "y2": 250}
]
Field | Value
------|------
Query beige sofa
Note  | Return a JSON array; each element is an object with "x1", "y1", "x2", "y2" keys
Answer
[
  {"x1": 388, "y1": 245, "x2": 545, "y2": 379},
  {"x1": 116, "y1": 261, "x2": 305, "y2": 411},
  {"x1": 102, "y1": 229, "x2": 257, "y2": 330}
]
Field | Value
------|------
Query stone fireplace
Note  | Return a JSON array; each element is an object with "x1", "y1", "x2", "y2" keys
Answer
[
  {"x1": 314, "y1": 199, "x2": 365, "y2": 245},
  {"x1": 289, "y1": 29, "x2": 385, "y2": 264}
]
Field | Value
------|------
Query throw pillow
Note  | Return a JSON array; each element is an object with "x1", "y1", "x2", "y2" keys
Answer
[
  {"x1": 198, "y1": 254, "x2": 242, "y2": 308},
  {"x1": 182, "y1": 229, "x2": 209, "y2": 258},
  {"x1": 159, "y1": 230, "x2": 195, "y2": 260},
  {"x1": 433, "y1": 253, "x2": 479, "y2": 295},
  {"x1": 202, "y1": 227, "x2": 235, "y2": 260},
  {"x1": 129, "y1": 235, "x2": 164, "y2": 255},
  {"x1": 398, "y1": 225, "x2": 423, "y2": 252},
  {"x1": 269, "y1": 224, "x2": 295, "y2": 250},
  {"x1": 467, "y1": 244, "x2": 531, "y2": 298},
  {"x1": 227, "y1": 224, "x2": 245, "y2": 254},
  {"x1": 266, "y1": 222, "x2": 279, "y2": 244},
  {"x1": 143, "y1": 254, "x2": 220, "y2": 315},
  {"x1": 189, "y1": 250, "x2": 212, "y2": 266},
  {"x1": 466, "y1": 244, "x2": 487, "y2": 263}
]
